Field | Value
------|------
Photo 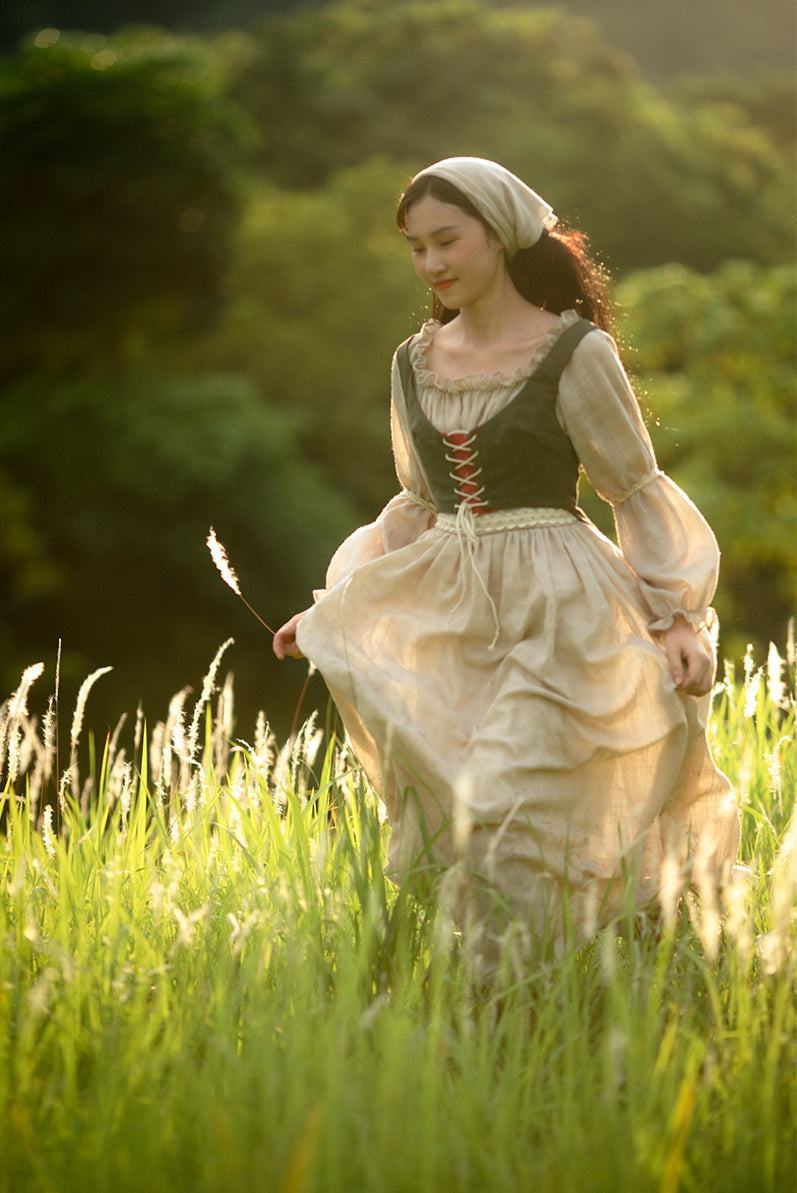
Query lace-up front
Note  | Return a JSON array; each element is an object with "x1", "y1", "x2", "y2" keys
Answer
[{"x1": 444, "y1": 430, "x2": 488, "y2": 512}]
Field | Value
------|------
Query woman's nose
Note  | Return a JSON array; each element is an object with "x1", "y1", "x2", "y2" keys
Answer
[{"x1": 425, "y1": 248, "x2": 444, "y2": 274}]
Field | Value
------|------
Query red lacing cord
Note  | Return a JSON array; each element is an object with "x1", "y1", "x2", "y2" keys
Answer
[{"x1": 444, "y1": 430, "x2": 488, "y2": 512}]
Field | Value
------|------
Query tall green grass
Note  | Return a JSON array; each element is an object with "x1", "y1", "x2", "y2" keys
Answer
[{"x1": 0, "y1": 641, "x2": 794, "y2": 1193}]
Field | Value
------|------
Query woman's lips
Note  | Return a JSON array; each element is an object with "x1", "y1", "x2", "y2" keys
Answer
[{"x1": 434, "y1": 279, "x2": 456, "y2": 291}]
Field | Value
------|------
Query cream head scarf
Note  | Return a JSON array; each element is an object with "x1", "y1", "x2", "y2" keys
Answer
[{"x1": 409, "y1": 157, "x2": 557, "y2": 259}]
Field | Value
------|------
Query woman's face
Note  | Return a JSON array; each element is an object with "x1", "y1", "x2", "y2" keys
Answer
[{"x1": 404, "y1": 194, "x2": 506, "y2": 310}]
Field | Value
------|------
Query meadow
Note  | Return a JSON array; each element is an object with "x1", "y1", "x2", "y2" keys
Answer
[{"x1": 0, "y1": 640, "x2": 794, "y2": 1193}]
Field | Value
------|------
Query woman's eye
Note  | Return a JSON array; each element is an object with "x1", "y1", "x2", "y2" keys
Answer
[{"x1": 409, "y1": 239, "x2": 454, "y2": 255}]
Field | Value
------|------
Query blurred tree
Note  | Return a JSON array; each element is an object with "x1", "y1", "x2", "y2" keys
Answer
[
  {"x1": 533, "y1": 0, "x2": 796, "y2": 79},
  {"x1": 193, "y1": 157, "x2": 427, "y2": 516},
  {"x1": 0, "y1": 1, "x2": 301, "y2": 52},
  {"x1": 229, "y1": 0, "x2": 793, "y2": 273},
  {"x1": 0, "y1": 369, "x2": 355, "y2": 731},
  {"x1": 0, "y1": 28, "x2": 248, "y2": 384},
  {"x1": 670, "y1": 70, "x2": 797, "y2": 157},
  {"x1": 4, "y1": 0, "x2": 793, "y2": 77},
  {"x1": 613, "y1": 261, "x2": 796, "y2": 657}
]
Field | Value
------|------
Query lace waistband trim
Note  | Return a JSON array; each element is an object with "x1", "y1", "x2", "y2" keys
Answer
[{"x1": 435, "y1": 507, "x2": 578, "y2": 536}]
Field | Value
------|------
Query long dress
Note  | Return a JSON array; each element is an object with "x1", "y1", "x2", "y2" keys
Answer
[{"x1": 296, "y1": 310, "x2": 740, "y2": 971}]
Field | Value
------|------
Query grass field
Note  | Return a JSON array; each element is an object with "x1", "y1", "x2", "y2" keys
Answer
[{"x1": 0, "y1": 642, "x2": 794, "y2": 1193}]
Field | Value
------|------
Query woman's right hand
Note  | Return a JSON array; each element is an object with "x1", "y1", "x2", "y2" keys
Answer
[{"x1": 272, "y1": 610, "x2": 309, "y2": 660}]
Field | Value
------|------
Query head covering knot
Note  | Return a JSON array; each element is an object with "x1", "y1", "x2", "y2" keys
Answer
[{"x1": 410, "y1": 157, "x2": 556, "y2": 259}]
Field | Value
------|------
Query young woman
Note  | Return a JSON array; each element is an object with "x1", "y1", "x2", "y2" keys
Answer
[{"x1": 274, "y1": 157, "x2": 739, "y2": 977}]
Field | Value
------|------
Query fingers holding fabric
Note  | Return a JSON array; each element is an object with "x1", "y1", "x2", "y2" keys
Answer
[{"x1": 661, "y1": 617, "x2": 715, "y2": 696}]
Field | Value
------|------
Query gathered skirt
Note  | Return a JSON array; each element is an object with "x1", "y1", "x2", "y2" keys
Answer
[{"x1": 297, "y1": 512, "x2": 740, "y2": 967}]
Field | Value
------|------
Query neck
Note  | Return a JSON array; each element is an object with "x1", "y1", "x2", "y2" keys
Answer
[{"x1": 453, "y1": 275, "x2": 540, "y2": 346}]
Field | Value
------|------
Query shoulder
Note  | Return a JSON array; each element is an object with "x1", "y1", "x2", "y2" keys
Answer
[
  {"x1": 567, "y1": 323, "x2": 627, "y2": 376},
  {"x1": 393, "y1": 320, "x2": 438, "y2": 362},
  {"x1": 559, "y1": 324, "x2": 644, "y2": 427},
  {"x1": 392, "y1": 321, "x2": 439, "y2": 388}
]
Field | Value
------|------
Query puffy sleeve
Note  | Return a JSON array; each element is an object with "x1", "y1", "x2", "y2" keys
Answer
[
  {"x1": 320, "y1": 348, "x2": 436, "y2": 593},
  {"x1": 558, "y1": 329, "x2": 720, "y2": 632}
]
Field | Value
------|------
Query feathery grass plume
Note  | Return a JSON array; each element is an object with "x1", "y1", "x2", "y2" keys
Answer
[
  {"x1": 254, "y1": 709, "x2": 272, "y2": 761},
  {"x1": 107, "y1": 712, "x2": 127, "y2": 774},
  {"x1": 106, "y1": 751, "x2": 132, "y2": 820},
  {"x1": 168, "y1": 691, "x2": 190, "y2": 768},
  {"x1": 41, "y1": 698, "x2": 56, "y2": 788},
  {"x1": 152, "y1": 687, "x2": 189, "y2": 816},
  {"x1": 757, "y1": 809, "x2": 797, "y2": 974},
  {"x1": 769, "y1": 809, "x2": 797, "y2": 963},
  {"x1": 133, "y1": 703, "x2": 144, "y2": 756},
  {"x1": 239, "y1": 709, "x2": 276, "y2": 807},
  {"x1": 69, "y1": 666, "x2": 113, "y2": 754},
  {"x1": 27, "y1": 719, "x2": 49, "y2": 824},
  {"x1": 148, "y1": 719, "x2": 167, "y2": 797},
  {"x1": 186, "y1": 639, "x2": 234, "y2": 765},
  {"x1": 722, "y1": 864, "x2": 754, "y2": 966},
  {"x1": 291, "y1": 711, "x2": 323, "y2": 795},
  {"x1": 686, "y1": 873, "x2": 722, "y2": 964},
  {"x1": 0, "y1": 662, "x2": 45, "y2": 785},
  {"x1": 743, "y1": 661, "x2": 761, "y2": 719},
  {"x1": 61, "y1": 665, "x2": 112, "y2": 810},
  {"x1": 207, "y1": 527, "x2": 276, "y2": 634},
  {"x1": 272, "y1": 735, "x2": 292, "y2": 812},
  {"x1": 12, "y1": 717, "x2": 43, "y2": 793},
  {"x1": 766, "y1": 642, "x2": 785, "y2": 710},
  {"x1": 41, "y1": 804, "x2": 57, "y2": 860},
  {"x1": 212, "y1": 672, "x2": 235, "y2": 775}
]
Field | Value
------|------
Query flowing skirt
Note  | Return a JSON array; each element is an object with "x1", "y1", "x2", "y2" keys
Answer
[{"x1": 297, "y1": 515, "x2": 739, "y2": 971}]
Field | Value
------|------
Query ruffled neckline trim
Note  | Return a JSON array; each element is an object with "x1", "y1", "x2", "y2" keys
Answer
[{"x1": 409, "y1": 309, "x2": 581, "y2": 394}]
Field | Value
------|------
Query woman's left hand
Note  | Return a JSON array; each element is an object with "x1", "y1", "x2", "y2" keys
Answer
[{"x1": 661, "y1": 616, "x2": 716, "y2": 696}]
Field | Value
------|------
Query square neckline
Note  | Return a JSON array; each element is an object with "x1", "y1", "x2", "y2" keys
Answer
[
  {"x1": 403, "y1": 312, "x2": 591, "y2": 436},
  {"x1": 409, "y1": 309, "x2": 581, "y2": 393}
]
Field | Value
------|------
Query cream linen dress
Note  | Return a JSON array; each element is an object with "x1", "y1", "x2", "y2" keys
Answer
[{"x1": 296, "y1": 310, "x2": 740, "y2": 965}]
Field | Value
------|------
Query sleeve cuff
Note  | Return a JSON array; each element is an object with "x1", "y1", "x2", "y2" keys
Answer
[
  {"x1": 611, "y1": 468, "x2": 661, "y2": 506},
  {"x1": 649, "y1": 608, "x2": 716, "y2": 635}
]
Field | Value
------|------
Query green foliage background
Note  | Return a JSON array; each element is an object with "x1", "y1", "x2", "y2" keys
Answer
[{"x1": 0, "y1": 0, "x2": 794, "y2": 733}]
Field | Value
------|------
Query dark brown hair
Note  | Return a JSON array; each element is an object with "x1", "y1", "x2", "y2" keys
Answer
[{"x1": 396, "y1": 173, "x2": 613, "y2": 332}]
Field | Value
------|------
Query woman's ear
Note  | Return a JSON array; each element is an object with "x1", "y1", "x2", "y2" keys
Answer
[{"x1": 488, "y1": 229, "x2": 506, "y2": 258}]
